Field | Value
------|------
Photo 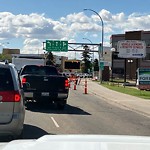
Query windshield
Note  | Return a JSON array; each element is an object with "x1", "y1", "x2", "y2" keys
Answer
[{"x1": 0, "y1": 0, "x2": 150, "y2": 148}]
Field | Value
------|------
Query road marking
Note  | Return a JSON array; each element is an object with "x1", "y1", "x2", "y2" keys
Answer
[{"x1": 51, "y1": 117, "x2": 60, "y2": 128}]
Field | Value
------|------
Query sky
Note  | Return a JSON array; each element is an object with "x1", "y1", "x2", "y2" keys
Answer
[{"x1": 0, "y1": 0, "x2": 150, "y2": 59}]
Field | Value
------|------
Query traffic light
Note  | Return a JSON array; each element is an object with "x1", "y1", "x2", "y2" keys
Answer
[{"x1": 64, "y1": 61, "x2": 80, "y2": 69}]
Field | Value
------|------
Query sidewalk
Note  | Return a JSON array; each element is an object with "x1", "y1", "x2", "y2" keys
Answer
[{"x1": 86, "y1": 79, "x2": 150, "y2": 118}]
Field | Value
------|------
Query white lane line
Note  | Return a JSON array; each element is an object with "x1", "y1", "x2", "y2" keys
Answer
[{"x1": 51, "y1": 117, "x2": 60, "y2": 128}]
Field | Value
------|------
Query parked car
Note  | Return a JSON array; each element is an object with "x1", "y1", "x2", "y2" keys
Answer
[{"x1": 0, "y1": 61, "x2": 25, "y2": 139}]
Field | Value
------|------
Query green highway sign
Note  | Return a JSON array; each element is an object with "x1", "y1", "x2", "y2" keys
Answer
[{"x1": 46, "y1": 40, "x2": 68, "y2": 52}]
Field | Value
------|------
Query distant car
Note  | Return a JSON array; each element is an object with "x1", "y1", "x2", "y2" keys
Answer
[{"x1": 0, "y1": 61, "x2": 25, "y2": 139}]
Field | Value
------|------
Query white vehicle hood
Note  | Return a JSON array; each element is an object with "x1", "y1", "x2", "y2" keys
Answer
[{"x1": 0, "y1": 135, "x2": 150, "y2": 150}]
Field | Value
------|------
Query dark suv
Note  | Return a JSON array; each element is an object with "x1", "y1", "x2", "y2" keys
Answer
[{"x1": 0, "y1": 61, "x2": 25, "y2": 139}]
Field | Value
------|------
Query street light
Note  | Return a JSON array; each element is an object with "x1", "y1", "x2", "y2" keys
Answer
[{"x1": 84, "y1": 8, "x2": 104, "y2": 83}]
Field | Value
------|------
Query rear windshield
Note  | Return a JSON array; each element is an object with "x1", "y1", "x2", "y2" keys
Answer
[
  {"x1": 0, "y1": 68, "x2": 14, "y2": 91},
  {"x1": 21, "y1": 65, "x2": 58, "y2": 75}
]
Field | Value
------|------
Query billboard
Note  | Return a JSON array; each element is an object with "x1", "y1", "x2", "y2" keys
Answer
[{"x1": 117, "y1": 40, "x2": 146, "y2": 58}]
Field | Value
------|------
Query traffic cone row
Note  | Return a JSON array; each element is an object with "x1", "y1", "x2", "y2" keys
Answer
[{"x1": 68, "y1": 78, "x2": 88, "y2": 94}]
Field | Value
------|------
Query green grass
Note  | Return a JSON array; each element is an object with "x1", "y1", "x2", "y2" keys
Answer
[{"x1": 101, "y1": 82, "x2": 150, "y2": 100}]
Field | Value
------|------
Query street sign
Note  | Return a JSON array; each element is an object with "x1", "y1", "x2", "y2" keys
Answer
[
  {"x1": 117, "y1": 40, "x2": 146, "y2": 58},
  {"x1": 46, "y1": 40, "x2": 68, "y2": 52},
  {"x1": 99, "y1": 61, "x2": 104, "y2": 70}
]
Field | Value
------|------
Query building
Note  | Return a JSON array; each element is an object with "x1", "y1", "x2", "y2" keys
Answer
[
  {"x1": 0, "y1": 48, "x2": 20, "y2": 62},
  {"x1": 110, "y1": 31, "x2": 150, "y2": 80},
  {"x1": 53, "y1": 55, "x2": 68, "y2": 72}
]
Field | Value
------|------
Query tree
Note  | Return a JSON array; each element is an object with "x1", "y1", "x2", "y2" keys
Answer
[
  {"x1": 46, "y1": 52, "x2": 55, "y2": 65},
  {"x1": 81, "y1": 45, "x2": 92, "y2": 73},
  {"x1": 0, "y1": 54, "x2": 12, "y2": 62}
]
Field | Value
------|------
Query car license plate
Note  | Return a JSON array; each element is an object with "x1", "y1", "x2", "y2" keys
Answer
[{"x1": 41, "y1": 92, "x2": 49, "y2": 96}]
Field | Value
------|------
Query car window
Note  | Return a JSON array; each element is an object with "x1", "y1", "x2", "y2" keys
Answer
[
  {"x1": 0, "y1": 68, "x2": 14, "y2": 91},
  {"x1": 42, "y1": 66, "x2": 58, "y2": 75},
  {"x1": 21, "y1": 65, "x2": 39, "y2": 75},
  {"x1": 21, "y1": 65, "x2": 58, "y2": 75}
]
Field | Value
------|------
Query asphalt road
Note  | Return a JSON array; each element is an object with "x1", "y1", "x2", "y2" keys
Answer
[{"x1": 23, "y1": 82, "x2": 150, "y2": 139}]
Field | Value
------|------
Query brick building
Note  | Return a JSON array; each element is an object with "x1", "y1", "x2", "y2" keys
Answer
[{"x1": 110, "y1": 31, "x2": 150, "y2": 80}]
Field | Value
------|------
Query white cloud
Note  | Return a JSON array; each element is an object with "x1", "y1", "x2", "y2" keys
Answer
[
  {"x1": 126, "y1": 14, "x2": 150, "y2": 30},
  {"x1": 92, "y1": 34, "x2": 98, "y2": 38},
  {"x1": 0, "y1": 10, "x2": 150, "y2": 57},
  {"x1": 112, "y1": 12, "x2": 125, "y2": 22},
  {"x1": 91, "y1": 9, "x2": 113, "y2": 22},
  {"x1": 21, "y1": 38, "x2": 43, "y2": 54},
  {"x1": 60, "y1": 12, "x2": 89, "y2": 24}
]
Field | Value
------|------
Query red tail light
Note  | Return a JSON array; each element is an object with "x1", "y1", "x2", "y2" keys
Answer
[
  {"x1": 22, "y1": 77, "x2": 27, "y2": 84},
  {"x1": 0, "y1": 91, "x2": 21, "y2": 102},
  {"x1": 65, "y1": 79, "x2": 69, "y2": 88}
]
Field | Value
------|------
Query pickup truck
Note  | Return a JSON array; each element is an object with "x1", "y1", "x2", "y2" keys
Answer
[{"x1": 19, "y1": 65, "x2": 69, "y2": 109}]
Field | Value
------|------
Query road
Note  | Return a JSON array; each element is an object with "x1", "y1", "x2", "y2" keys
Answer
[{"x1": 23, "y1": 80, "x2": 150, "y2": 139}]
